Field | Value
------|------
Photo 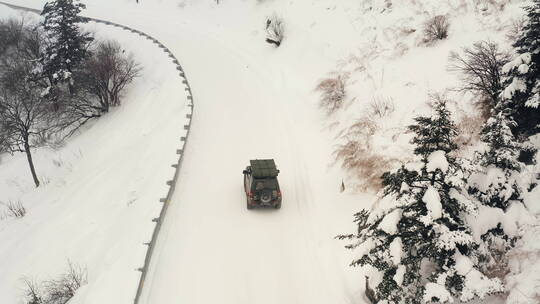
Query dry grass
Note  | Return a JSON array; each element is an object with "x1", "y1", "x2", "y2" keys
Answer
[
  {"x1": 334, "y1": 116, "x2": 396, "y2": 191},
  {"x1": 316, "y1": 73, "x2": 348, "y2": 115},
  {"x1": 1, "y1": 200, "x2": 26, "y2": 218},
  {"x1": 455, "y1": 102, "x2": 490, "y2": 148},
  {"x1": 368, "y1": 96, "x2": 395, "y2": 118}
]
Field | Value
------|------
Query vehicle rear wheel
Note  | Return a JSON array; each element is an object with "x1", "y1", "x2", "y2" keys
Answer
[
  {"x1": 274, "y1": 202, "x2": 281, "y2": 209},
  {"x1": 260, "y1": 191, "x2": 272, "y2": 204}
]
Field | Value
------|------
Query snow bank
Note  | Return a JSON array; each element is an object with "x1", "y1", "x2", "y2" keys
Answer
[
  {"x1": 424, "y1": 282, "x2": 453, "y2": 303},
  {"x1": 389, "y1": 237, "x2": 403, "y2": 265},
  {"x1": 506, "y1": 223, "x2": 540, "y2": 304},
  {"x1": 523, "y1": 184, "x2": 540, "y2": 215},
  {"x1": 378, "y1": 209, "x2": 402, "y2": 234},
  {"x1": 426, "y1": 150, "x2": 449, "y2": 173},
  {"x1": 422, "y1": 186, "x2": 442, "y2": 224},
  {"x1": 393, "y1": 264, "x2": 406, "y2": 286},
  {"x1": 467, "y1": 202, "x2": 535, "y2": 242}
]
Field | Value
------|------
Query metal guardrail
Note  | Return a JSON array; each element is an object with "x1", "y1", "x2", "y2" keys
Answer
[{"x1": 0, "y1": 2, "x2": 195, "y2": 304}]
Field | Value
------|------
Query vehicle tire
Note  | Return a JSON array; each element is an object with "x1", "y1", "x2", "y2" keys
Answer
[
  {"x1": 260, "y1": 191, "x2": 272, "y2": 204},
  {"x1": 274, "y1": 202, "x2": 281, "y2": 209}
]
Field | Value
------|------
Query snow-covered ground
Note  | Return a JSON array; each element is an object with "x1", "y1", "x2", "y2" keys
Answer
[
  {"x1": 0, "y1": 0, "x2": 538, "y2": 303},
  {"x1": 0, "y1": 4, "x2": 190, "y2": 303}
]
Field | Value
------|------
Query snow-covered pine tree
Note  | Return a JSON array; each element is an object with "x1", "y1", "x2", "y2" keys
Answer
[
  {"x1": 501, "y1": 0, "x2": 540, "y2": 135},
  {"x1": 467, "y1": 102, "x2": 524, "y2": 280},
  {"x1": 480, "y1": 108, "x2": 521, "y2": 172},
  {"x1": 408, "y1": 97, "x2": 458, "y2": 160},
  {"x1": 40, "y1": 0, "x2": 93, "y2": 89},
  {"x1": 338, "y1": 99, "x2": 503, "y2": 304},
  {"x1": 470, "y1": 102, "x2": 523, "y2": 210}
]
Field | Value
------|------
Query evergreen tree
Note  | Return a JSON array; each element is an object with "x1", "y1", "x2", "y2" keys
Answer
[
  {"x1": 40, "y1": 0, "x2": 93, "y2": 88},
  {"x1": 501, "y1": 0, "x2": 540, "y2": 135},
  {"x1": 408, "y1": 98, "x2": 458, "y2": 160},
  {"x1": 470, "y1": 102, "x2": 523, "y2": 210},
  {"x1": 468, "y1": 101, "x2": 524, "y2": 275},
  {"x1": 338, "y1": 100, "x2": 502, "y2": 304},
  {"x1": 479, "y1": 108, "x2": 521, "y2": 171}
]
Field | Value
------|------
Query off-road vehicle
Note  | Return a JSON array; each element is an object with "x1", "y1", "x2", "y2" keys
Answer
[{"x1": 243, "y1": 159, "x2": 282, "y2": 209}]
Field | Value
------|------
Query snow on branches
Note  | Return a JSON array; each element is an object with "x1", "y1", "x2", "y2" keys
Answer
[{"x1": 338, "y1": 100, "x2": 502, "y2": 304}]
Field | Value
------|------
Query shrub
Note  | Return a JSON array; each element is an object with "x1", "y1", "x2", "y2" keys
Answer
[
  {"x1": 423, "y1": 15, "x2": 449, "y2": 42},
  {"x1": 316, "y1": 73, "x2": 347, "y2": 115},
  {"x1": 22, "y1": 261, "x2": 87, "y2": 304},
  {"x1": 43, "y1": 262, "x2": 87, "y2": 304},
  {"x1": 265, "y1": 14, "x2": 284, "y2": 47}
]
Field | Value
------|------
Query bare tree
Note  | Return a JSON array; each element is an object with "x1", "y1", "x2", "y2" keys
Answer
[
  {"x1": 449, "y1": 41, "x2": 510, "y2": 107},
  {"x1": 80, "y1": 40, "x2": 141, "y2": 113},
  {"x1": 0, "y1": 18, "x2": 50, "y2": 94},
  {"x1": 0, "y1": 61, "x2": 58, "y2": 187},
  {"x1": 0, "y1": 18, "x2": 25, "y2": 56}
]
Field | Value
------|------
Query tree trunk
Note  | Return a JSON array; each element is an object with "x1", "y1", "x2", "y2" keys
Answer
[{"x1": 24, "y1": 142, "x2": 40, "y2": 187}]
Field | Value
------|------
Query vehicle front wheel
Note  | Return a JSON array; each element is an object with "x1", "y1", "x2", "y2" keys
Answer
[{"x1": 274, "y1": 202, "x2": 281, "y2": 209}]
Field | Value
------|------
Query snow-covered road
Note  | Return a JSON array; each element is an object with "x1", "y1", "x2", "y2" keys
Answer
[
  {"x1": 138, "y1": 22, "x2": 352, "y2": 304},
  {"x1": 118, "y1": 5, "x2": 369, "y2": 303}
]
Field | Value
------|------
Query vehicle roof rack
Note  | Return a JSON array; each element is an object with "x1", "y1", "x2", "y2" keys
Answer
[{"x1": 250, "y1": 159, "x2": 279, "y2": 178}]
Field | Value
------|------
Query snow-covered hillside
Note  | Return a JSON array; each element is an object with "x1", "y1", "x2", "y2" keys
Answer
[
  {"x1": 0, "y1": 0, "x2": 538, "y2": 304},
  {"x1": 0, "y1": 4, "x2": 190, "y2": 303}
]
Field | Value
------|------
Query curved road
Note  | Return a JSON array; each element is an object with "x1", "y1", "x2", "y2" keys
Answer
[{"x1": 139, "y1": 25, "x2": 350, "y2": 303}]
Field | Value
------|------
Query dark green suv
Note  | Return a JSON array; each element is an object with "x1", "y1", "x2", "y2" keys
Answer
[{"x1": 243, "y1": 159, "x2": 282, "y2": 209}]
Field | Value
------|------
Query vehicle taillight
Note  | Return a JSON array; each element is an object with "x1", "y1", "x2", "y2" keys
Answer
[
  {"x1": 277, "y1": 191, "x2": 281, "y2": 197},
  {"x1": 248, "y1": 192, "x2": 253, "y2": 198}
]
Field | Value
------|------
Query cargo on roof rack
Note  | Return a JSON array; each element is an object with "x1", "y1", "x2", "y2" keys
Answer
[{"x1": 249, "y1": 159, "x2": 280, "y2": 178}]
